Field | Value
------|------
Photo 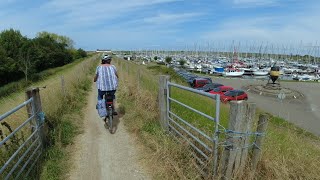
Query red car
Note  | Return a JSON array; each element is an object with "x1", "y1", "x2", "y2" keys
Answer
[
  {"x1": 191, "y1": 78, "x2": 210, "y2": 88},
  {"x1": 220, "y1": 90, "x2": 248, "y2": 103},
  {"x1": 209, "y1": 86, "x2": 234, "y2": 95}
]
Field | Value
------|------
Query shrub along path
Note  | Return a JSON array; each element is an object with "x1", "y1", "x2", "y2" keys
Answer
[{"x1": 67, "y1": 83, "x2": 150, "y2": 180}]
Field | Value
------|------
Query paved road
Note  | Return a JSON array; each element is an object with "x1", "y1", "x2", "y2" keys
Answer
[
  {"x1": 212, "y1": 77, "x2": 320, "y2": 136},
  {"x1": 67, "y1": 84, "x2": 150, "y2": 180}
]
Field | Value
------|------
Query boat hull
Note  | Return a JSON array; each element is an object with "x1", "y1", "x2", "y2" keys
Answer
[
  {"x1": 223, "y1": 71, "x2": 244, "y2": 77},
  {"x1": 253, "y1": 71, "x2": 269, "y2": 76}
]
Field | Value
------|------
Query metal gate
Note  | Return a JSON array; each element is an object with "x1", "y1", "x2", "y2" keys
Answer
[
  {"x1": 166, "y1": 82, "x2": 220, "y2": 177},
  {"x1": 0, "y1": 90, "x2": 44, "y2": 179}
]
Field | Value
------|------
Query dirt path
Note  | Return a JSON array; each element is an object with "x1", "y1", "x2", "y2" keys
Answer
[{"x1": 67, "y1": 84, "x2": 150, "y2": 180}]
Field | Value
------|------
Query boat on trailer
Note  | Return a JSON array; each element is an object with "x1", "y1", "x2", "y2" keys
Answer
[
  {"x1": 223, "y1": 68, "x2": 245, "y2": 77},
  {"x1": 253, "y1": 69, "x2": 269, "y2": 76}
]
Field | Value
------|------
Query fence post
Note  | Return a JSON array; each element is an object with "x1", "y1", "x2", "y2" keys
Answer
[
  {"x1": 221, "y1": 101, "x2": 256, "y2": 179},
  {"x1": 159, "y1": 75, "x2": 170, "y2": 132},
  {"x1": 26, "y1": 91, "x2": 35, "y2": 129},
  {"x1": 137, "y1": 68, "x2": 141, "y2": 88},
  {"x1": 238, "y1": 102, "x2": 256, "y2": 175},
  {"x1": 126, "y1": 63, "x2": 129, "y2": 76},
  {"x1": 61, "y1": 76, "x2": 66, "y2": 97},
  {"x1": 26, "y1": 88, "x2": 46, "y2": 146},
  {"x1": 251, "y1": 114, "x2": 269, "y2": 172}
]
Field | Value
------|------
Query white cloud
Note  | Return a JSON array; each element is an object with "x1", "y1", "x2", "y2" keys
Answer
[
  {"x1": 143, "y1": 13, "x2": 203, "y2": 25},
  {"x1": 232, "y1": 0, "x2": 279, "y2": 8},
  {"x1": 201, "y1": 8, "x2": 320, "y2": 46}
]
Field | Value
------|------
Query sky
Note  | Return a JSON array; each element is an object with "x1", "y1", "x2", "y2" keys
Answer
[{"x1": 1, "y1": 0, "x2": 320, "y2": 51}]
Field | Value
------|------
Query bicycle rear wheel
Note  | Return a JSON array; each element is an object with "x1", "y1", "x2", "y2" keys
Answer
[{"x1": 108, "y1": 109, "x2": 114, "y2": 134}]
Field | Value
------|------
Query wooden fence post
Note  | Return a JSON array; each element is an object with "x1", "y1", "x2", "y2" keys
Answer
[
  {"x1": 159, "y1": 75, "x2": 170, "y2": 132},
  {"x1": 221, "y1": 101, "x2": 256, "y2": 179},
  {"x1": 26, "y1": 88, "x2": 46, "y2": 145},
  {"x1": 238, "y1": 102, "x2": 256, "y2": 174},
  {"x1": 126, "y1": 63, "x2": 129, "y2": 76},
  {"x1": 61, "y1": 76, "x2": 66, "y2": 97},
  {"x1": 251, "y1": 114, "x2": 269, "y2": 172},
  {"x1": 137, "y1": 68, "x2": 141, "y2": 88}
]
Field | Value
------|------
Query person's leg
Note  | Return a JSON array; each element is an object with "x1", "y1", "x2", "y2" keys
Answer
[
  {"x1": 98, "y1": 89, "x2": 106, "y2": 100},
  {"x1": 108, "y1": 90, "x2": 117, "y2": 115}
]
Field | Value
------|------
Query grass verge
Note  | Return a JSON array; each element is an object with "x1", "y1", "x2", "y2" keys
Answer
[{"x1": 39, "y1": 55, "x2": 99, "y2": 180}]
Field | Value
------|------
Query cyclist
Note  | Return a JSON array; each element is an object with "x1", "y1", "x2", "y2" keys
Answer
[{"x1": 94, "y1": 55, "x2": 119, "y2": 115}]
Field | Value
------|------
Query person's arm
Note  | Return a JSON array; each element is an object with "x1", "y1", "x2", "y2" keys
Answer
[
  {"x1": 112, "y1": 65, "x2": 119, "y2": 79},
  {"x1": 94, "y1": 66, "x2": 99, "y2": 82},
  {"x1": 115, "y1": 71, "x2": 119, "y2": 79},
  {"x1": 94, "y1": 74, "x2": 98, "y2": 82}
]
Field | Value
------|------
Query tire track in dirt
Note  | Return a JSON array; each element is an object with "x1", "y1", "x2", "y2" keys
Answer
[{"x1": 67, "y1": 84, "x2": 150, "y2": 180}]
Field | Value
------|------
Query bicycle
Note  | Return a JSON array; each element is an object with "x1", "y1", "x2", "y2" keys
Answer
[{"x1": 104, "y1": 92, "x2": 115, "y2": 134}]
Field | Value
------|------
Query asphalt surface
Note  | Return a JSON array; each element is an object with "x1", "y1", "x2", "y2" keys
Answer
[{"x1": 211, "y1": 76, "x2": 320, "y2": 136}]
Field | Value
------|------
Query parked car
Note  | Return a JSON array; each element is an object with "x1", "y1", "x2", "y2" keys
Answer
[
  {"x1": 209, "y1": 86, "x2": 234, "y2": 95},
  {"x1": 196, "y1": 83, "x2": 224, "y2": 91},
  {"x1": 198, "y1": 77, "x2": 213, "y2": 84},
  {"x1": 191, "y1": 78, "x2": 211, "y2": 88},
  {"x1": 220, "y1": 90, "x2": 248, "y2": 103}
]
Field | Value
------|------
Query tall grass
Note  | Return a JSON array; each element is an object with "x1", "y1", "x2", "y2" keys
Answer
[
  {"x1": 0, "y1": 54, "x2": 99, "y2": 179},
  {"x1": 116, "y1": 58, "x2": 320, "y2": 179}
]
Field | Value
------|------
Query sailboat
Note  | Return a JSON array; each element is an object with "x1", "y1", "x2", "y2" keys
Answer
[{"x1": 223, "y1": 48, "x2": 244, "y2": 77}]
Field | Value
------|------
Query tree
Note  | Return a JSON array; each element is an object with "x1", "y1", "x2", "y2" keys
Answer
[
  {"x1": 77, "y1": 48, "x2": 87, "y2": 58},
  {"x1": 179, "y1": 59, "x2": 186, "y2": 67},
  {"x1": 0, "y1": 46, "x2": 18, "y2": 85},
  {"x1": 154, "y1": 56, "x2": 158, "y2": 61},
  {"x1": 36, "y1": 31, "x2": 74, "y2": 49},
  {"x1": 0, "y1": 29, "x2": 27, "y2": 83},
  {"x1": 18, "y1": 40, "x2": 36, "y2": 82},
  {"x1": 165, "y1": 56, "x2": 172, "y2": 64},
  {"x1": 0, "y1": 29, "x2": 27, "y2": 60},
  {"x1": 0, "y1": 28, "x2": 76, "y2": 86}
]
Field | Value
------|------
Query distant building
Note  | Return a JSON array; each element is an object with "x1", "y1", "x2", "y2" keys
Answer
[{"x1": 96, "y1": 49, "x2": 112, "y2": 53}]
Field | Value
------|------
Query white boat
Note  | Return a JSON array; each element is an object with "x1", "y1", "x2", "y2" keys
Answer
[
  {"x1": 241, "y1": 68, "x2": 257, "y2": 76},
  {"x1": 223, "y1": 68, "x2": 244, "y2": 77},
  {"x1": 253, "y1": 69, "x2": 269, "y2": 76},
  {"x1": 292, "y1": 74, "x2": 320, "y2": 81}
]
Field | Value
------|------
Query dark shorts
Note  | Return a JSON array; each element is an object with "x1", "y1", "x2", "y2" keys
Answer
[{"x1": 98, "y1": 89, "x2": 116, "y2": 100}]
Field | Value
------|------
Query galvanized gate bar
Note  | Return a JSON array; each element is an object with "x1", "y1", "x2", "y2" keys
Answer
[
  {"x1": 15, "y1": 142, "x2": 42, "y2": 179},
  {"x1": 168, "y1": 124, "x2": 209, "y2": 160},
  {"x1": 0, "y1": 98, "x2": 33, "y2": 122},
  {"x1": 24, "y1": 150, "x2": 41, "y2": 178},
  {"x1": 170, "y1": 133, "x2": 207, "y2": 171},
  {"x1": 169, "y1": 111, "x2": 213, "y2": 141},
  {"x1": 0, "y1": 114, "x2": 35, "y2": 147},
  {"x1": 166, "y1": 81, "x2": 221, "y2": 177},
  {"x1": 168, "y1": 117, "x2": 213, "y2": 153},
  {"x1": 1, "y1": 93, "x2": 44, "y2": 179},
  {"x1": 5, "y1": 137, "x2": 40, "y2": 179},
  {"x1": 168, "y1": 97, "x2": 216, "y2": 122},
  {"x1": 213, "y1": 94, "x2": 220, "y2": 177},
  {"x1": 168, "y1": 82, "x2": 218, "y2": 99},
  {"x1": 0, "y1": 130, "x2": 38, "y2": 174}
]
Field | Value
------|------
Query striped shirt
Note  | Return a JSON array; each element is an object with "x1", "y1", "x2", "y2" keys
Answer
[{"x1": 95, "y1": 64, "x2": 118, "y2": 91}]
